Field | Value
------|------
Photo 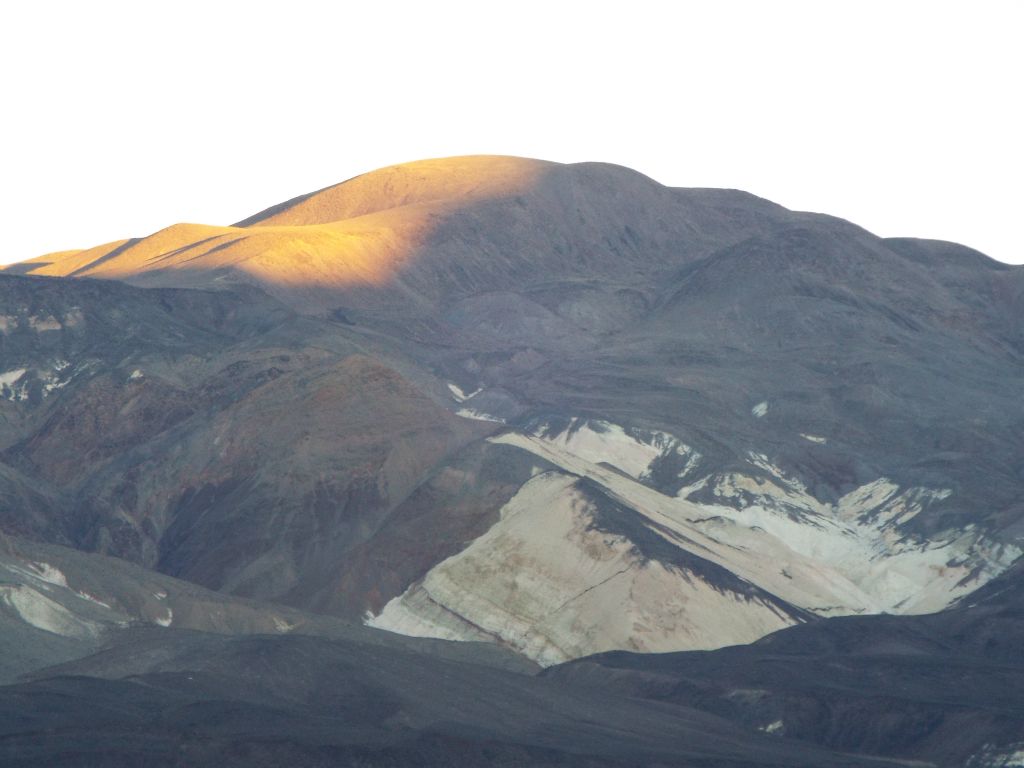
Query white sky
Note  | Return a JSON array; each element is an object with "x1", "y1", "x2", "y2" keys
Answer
[{"x1": 1, "y1": 0, "x2": 1021, "y2": 265}]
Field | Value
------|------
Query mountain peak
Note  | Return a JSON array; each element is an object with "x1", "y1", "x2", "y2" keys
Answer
[{"x1": 236, "y1": 155, "x2": 556, "y2": 227}]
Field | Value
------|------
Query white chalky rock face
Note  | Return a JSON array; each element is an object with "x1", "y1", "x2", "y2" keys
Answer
[
  {"x1": 456, "y1": 407, "x2": 505, "y2": 423},
  {"x1": 2, "y1": 360, "x2": 76, "y2": 400},
  {"x1": 683, "y1": 459, "x2": 1016, "y2": 615},
  {"x1": 760, "y1": 720, "x2": 785, "y2": 735},
  {"x1": 532, "y1": 418, "x2": 701, "y2": 482},
  {"x1": 0, "y1": 369, "x2": 26, "y2": 388},
  {"x1": 273, "y1": 617, "x2": 296, "y2": 633},
  {"x1": 0, "y1": 584, "x2": 104, "y2": 639},
  {"x1": 3, "y1": 560, "x2": 70, "y2": 589},
  {"x1": 0, "y1": 546, "x2": 329, "y2": 643},
  {"x1": 1, "y1": 369, "x2": 28, "y2": 401},
  {"x1": 447, "y1": 382, "x2": 482, "y2": 403},
  {"x1": 450, "y1": 382, "x2": 503, "y2": 422},
  {"x1": 971, "y1": 743, "x2": 1024, "y2": 768},
  {"x1": 0, "y1": 554, "x2": 154, "y2": 638},
  {"x1": 62, "y1": 308, "x2": 84, "y2": 328},
  {"x1": 368, "y1": 472, "x2": 797, "y2": 666},
  {"x1": 366, "y1": 417, "x2": 1021, "y2": 664},
  {"x1": 28, "y1": 561, "x2": 69, "y2": 588},
  {"x1": 28, "y1": 315, "x2": 62, "y2": 332}
]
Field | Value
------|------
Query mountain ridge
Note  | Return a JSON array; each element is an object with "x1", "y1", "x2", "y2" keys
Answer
[
  {"x1": 1, "y1": 155, "x2": 1022, "y2": 765},
  {"x1": 3, "y1": 157, "x2": 1021, "y2": 638}
]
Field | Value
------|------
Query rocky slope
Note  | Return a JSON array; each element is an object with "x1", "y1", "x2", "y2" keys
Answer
[
  {"x1": 2, "y1": 156, "x2": 1022, "y2": 671},
  {"x1": 0, "y1": 625, "x2": 912, "y2": 768},
  {"x1": 547, "y1": 562, "x2": 1024, "y2": 767},
  {"x1": 367, "y1": 418, "x2": 1018, "y2": 664}
]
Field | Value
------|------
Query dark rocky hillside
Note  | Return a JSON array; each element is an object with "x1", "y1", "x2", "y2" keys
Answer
[{"x1": 1, "y1": 156, "x2": 1021, "y2": 765}]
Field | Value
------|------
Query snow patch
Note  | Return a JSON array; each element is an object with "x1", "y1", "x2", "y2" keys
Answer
[
  {"x1": 129, "y1": 369, "x2": 144, "y2": 381},
  {"x1": 801, "y1": 434, "x2": 827, "y2": 444},
  {"x1": 752, "y1": 401, "x2": 768, "y2": 418},
  {"x1": 759, "y1": 720, "x2": 784, "y2": 735},
  {"x1": 154, "y1": 608, "x2": 173, "y2": 627}
]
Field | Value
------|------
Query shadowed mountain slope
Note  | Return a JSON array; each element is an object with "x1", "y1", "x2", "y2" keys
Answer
[
  {"x1": 0, "y1": 627, "x2": 916, "y2": 768},
  {"x1": 547, "y1": 562, "x2": 1024, "y2": 768},
  {"x1": 1, "y1": 155, "x2": 1021, "y2": 674},
  {"x1": 0, "y1": 535, "x2": 900, "y2": 768}
]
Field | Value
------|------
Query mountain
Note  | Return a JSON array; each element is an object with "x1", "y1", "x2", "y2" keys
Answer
[{"x1": 1, "y1": 155, "x2": 1022, "y2": 765}]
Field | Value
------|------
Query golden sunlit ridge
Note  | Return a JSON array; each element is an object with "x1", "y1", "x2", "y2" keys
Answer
[{"x1": 8, "y1": 156, "x2": 552, "y2": 297}]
